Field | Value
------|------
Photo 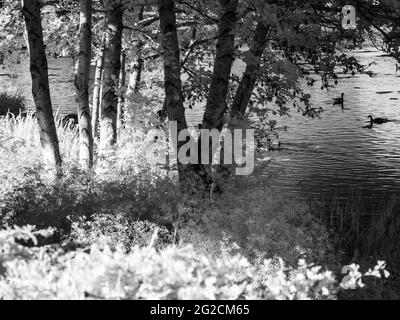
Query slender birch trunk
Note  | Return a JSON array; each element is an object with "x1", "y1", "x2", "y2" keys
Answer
[
  {"x1": 74, "y1": 0, "x2": 93, "y2": 169},
  {"x1": 92, "y1": 33, "x2": 105, "y2": 139},
  {"x1": 134, "y1": 6, "x2": 145, "y2": 94},
  {"x1": 117, "y1": 52, "x2": 126, "y2": 130},
  {"x1": 22, "y1": 0, "x2": 62, "y2": 170},
  {"x1": 100, "y1": 6, "x2": 123, "y2": 149}
]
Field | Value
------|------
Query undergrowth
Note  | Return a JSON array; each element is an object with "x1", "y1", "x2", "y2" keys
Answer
[
  {"x1": 0, "y1": 226, "x2": 389, "y2": 300},
  {"x1": 0, "y1": 112, "x2": 394, "y2": 300}
]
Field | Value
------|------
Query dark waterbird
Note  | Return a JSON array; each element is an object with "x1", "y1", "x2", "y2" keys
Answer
[
  {"x1": 333, "y1": 93, "x2": 344, "y2": 109},
  {"x1": 368, "y1": 115, "x2": 389, "y2": 125}
]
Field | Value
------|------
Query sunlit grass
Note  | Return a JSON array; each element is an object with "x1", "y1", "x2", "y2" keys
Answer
[{"x1": 0, "y1": 110, "x2": 79, "y2": 163}]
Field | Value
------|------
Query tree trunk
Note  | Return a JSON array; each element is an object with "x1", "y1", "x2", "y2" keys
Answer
[
  {"x1": 74, "y1": 0, "x2": 93, "y2": 170},
  {"x1": 158, "y1": 0, "x2": 187, "y2": 133},
  {"x1": 133, "y1": 51, "x2": 144, "y2": 94},
  {"x1": 134, "y1": 6, "x2": 145, "y2": 94},
  {"x1": 117, "y1": 52, "x2": 126, "y2": 130},
  {"x1": 127, "y1": 7, "x2": 144, "y2": 97},
  {"x1": 194, "y1": 0, "x2": 238, "y2": 196},
  {"x1": 22, "y1": 0, "x2": 62, "y2": 170},
  {"x1": 202, "y1": 0, "x2": 238, "y2": 131},
  {"x1": 231, "y1": 21, "x2": 270, "y2": 118},
  {"x1": 158, "y1": 0, "x2": 192, "y2": 186},
  {"x1": 100, "y1": 6, "x2": 123, "y2": 150},
  {"x1": 92, "y1": 33, "x2": 105, "y2": 139}
]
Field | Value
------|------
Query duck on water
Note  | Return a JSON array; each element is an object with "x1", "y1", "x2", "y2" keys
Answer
[
  {"x1": 368, "y1": 115, "x2": 390, "y2": 125},
  {"x1": 333, "y1": 93, "x2": 344, "y2": 109}
]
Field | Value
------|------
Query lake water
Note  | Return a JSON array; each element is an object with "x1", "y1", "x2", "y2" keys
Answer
[
  {"x1": 1, "y1": 50, "x2": 400, "y2": 211},
  {"x1": 264, "y1": 49, "x2": 400, "y2": 211},
  {"x1": 0, "y1": 57, "x2": 91, "y2": 114}
]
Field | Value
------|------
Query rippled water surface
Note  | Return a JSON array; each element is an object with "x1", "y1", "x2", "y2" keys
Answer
[
  {"x1": 271, "y1": 50, "x2": 400, "y2": 209},
  {"x1": 194, "y1": 50, "x2": 400, "y2": 210},
  {"x1": 2, "y1": 50, "x2": 400, "y2": 210},
  {"x1": 0, "y1": 57, "x2": 90, "y2": 114}
]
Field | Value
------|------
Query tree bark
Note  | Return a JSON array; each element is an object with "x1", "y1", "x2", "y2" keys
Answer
[
  {"x1": 126, "y1": 7, "x2": 145, "y2": 97},
  {"x1": 158, "y1": 0, "x2": 187, "y2": 133},
  {"x1": 231, "y1": 21, "x2": 270, "y2": 118},
  {"x1": 193, "y1": 0, "x2": 238, "y2": 196},
  {"x1": 117, "y1": 52, "x2": 126, "y2": 130},
  {"x1": 92, "y1": 33, "x2": 105, "y2": 139},
  {"x1": 134, "y1": 6, "x2": 145, "y2": 94},
  {"x1": 22, "y1": 0, "x2": 62, "y2": 170},
  {"x1": 100, "y1": 6, "x2": 123, "y2": 150},
  {"x1": 158, "y1": 0, "x2": 193, "y2": 186},
  {"x1": 202, "y1": 0, "x2": 238, "y2": 131},
  {"x1": 133, "y1": 50, "x2": 144, "y2": 94},
  {"x1": 74, "y1": 0, "x2": 93, "y2": 170}
]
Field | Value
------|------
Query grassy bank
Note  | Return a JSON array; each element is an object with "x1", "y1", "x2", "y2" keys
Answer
[{"x1": 0, "y1": 112, "x2": 393, "y2": 299}]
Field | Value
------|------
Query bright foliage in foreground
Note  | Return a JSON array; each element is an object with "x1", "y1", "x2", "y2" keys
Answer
[{"x1": 0, "y1": 226, "x2": 388, "y2": 300}]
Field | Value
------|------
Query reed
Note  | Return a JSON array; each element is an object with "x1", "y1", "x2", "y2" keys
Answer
[{"x1": 308, "y1": 191, "x2": 400, "y2": 259}]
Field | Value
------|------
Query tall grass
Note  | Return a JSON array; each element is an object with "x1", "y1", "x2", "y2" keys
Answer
[
  {"x1": 1, "y1": 84, "x2": 78, "y2": 158},
  {"x1": 308, "y1": 192, "x2": 400, "y2": 260},
  {"x1": 1, "y1": 111, "x2": 79, "y2": 161}
]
